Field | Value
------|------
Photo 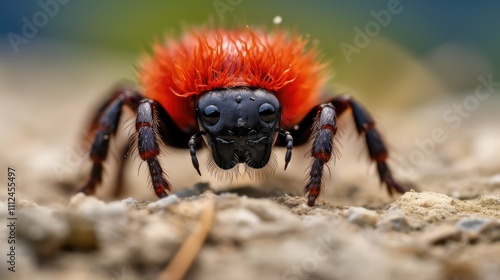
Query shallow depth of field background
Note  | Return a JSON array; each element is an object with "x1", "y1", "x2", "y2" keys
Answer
[
  {"x1": 1, "y1": 1, "x2": 499, "y2": 203},
  {"x1": 2, "y1": 1, "x2": 500, "y2": 92}
]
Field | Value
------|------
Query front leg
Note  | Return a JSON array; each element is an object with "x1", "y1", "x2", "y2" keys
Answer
[
  {"x1": 135, "y1": 100, "x2": 171, "y2": 197},
  {"x1": 79, "y1": 88, "x2": 172, "y2": 198},
  {"x1": 296, "y1": 95, "x2": 405, "y2": 206},
  {"x1": 305, "y1": 104, "x2": 338, "y2": 206}
]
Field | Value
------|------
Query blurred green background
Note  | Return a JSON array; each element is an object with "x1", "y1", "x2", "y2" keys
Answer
[{"x1": 1, "y1": 0, "x2": 499, "y2": 102}]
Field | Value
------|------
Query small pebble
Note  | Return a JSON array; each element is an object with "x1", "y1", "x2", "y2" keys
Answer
[
  {"x1": 218, "y1": 208, "x2": 261, "y2": 226},
  {"x1": 121, "y1": 197, "x2": 138, "y2": 207},
  {"x1": 147, "y1": 195, "x2": 180, "y2": 211},
  {"x1": 455, "y1": 218, "x2": 491, "y2": 234},
  {"x1": 377, "y1": 207, "x2": 411, "y2": 232},
  {"x1": 347, "y1": 207, "x2": 379, "y2": 227}
]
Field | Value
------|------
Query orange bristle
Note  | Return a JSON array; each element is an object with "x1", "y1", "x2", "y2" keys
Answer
[{"x1": 139, "y1": 27, "x2": 327, "y2": 130}]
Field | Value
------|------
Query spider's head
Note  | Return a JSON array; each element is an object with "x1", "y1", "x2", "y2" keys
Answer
[{"x1": 196, "y1": 88, "x2": 281, "y2": 171}]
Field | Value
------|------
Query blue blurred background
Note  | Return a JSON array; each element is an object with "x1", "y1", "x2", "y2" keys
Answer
[{"x1": 1, "y1": 0, "x2": 499, "y2": 101}]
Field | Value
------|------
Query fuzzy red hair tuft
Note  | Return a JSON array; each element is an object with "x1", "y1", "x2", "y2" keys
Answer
[{"x1": 139, "y1": 27, "x2": 327, "y2": 130}]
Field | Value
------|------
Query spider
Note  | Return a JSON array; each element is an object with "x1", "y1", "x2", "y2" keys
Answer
[{"x1": 78, "y1": 26, "x2": 405, "y2": 206}]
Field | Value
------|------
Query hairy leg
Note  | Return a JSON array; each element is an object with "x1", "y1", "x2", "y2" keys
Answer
[
  {"x1": 288, "y1": 95, "x2": 405, "y2": 206},
  {"x1": 79, "y1": 88, "x2": 176, "y2": 198}
]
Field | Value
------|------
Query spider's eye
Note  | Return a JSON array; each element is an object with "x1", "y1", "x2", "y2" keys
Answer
[
  {"x1": 202, "y1": 105, "x2": 220, "y2": 126},
  {"x1": 258, "y1": 103, "x2": 276, "y2": 123}
]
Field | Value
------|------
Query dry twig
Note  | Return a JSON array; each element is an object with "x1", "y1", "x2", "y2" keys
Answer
[{"x1": 157, "y1": 193, "x2": 215, "y2": 280}]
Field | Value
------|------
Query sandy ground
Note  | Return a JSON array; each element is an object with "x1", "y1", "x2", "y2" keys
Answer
[{"x1": 0, "y1": 42, "x2": 499, "y2": 280}]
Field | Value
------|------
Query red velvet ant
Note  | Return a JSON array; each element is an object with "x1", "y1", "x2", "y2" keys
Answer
[{"x1": 79, "y1": 27, "x2": 405, "y2": 206}]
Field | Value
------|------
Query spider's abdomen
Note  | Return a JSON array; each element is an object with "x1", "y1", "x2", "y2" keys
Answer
[{"x1": 139, "y1": 27, "x2": 326, "y2": 130}]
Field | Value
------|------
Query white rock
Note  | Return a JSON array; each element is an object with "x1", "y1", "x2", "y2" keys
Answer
[
  {"x1": 121, "y1": 197, "x2": 138, "y2": 207},
  {"x1": 147, "y1": 195, "x2": 180, "y2": 211},
  {"x1": 347, "y1": 207, "x2": 379, "y2": 227}
]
